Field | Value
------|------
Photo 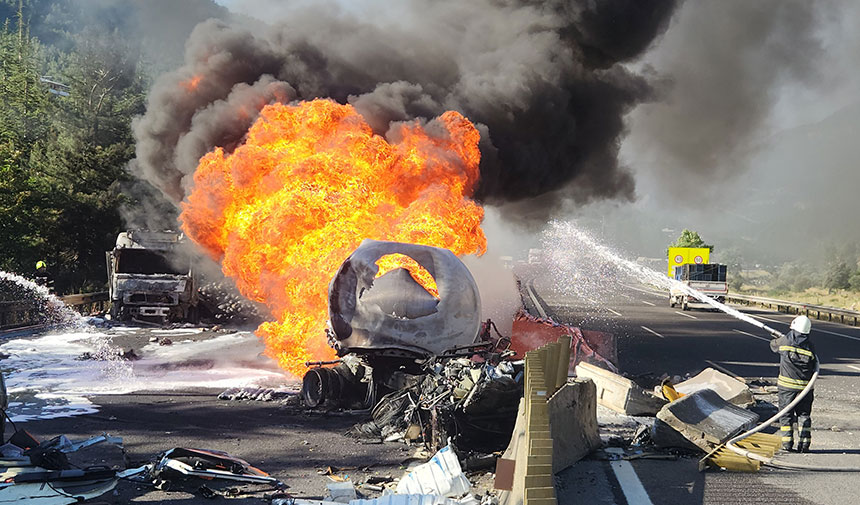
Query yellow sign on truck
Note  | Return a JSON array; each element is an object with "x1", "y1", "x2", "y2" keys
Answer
[{"x1": 667, "y1": 247, "x2": 710, "y2": 277}]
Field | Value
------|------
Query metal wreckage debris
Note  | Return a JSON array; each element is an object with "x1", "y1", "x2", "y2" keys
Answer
[
  {"x1": 302, "y1": 240, "x2": 526, "y2": 453},
  {"x1": 300, "y1": 240, "x2": 619, "y2": 454},
  {"x1": 0, "y1": 424, "x2": 284, "y2": 503},
  {"x1": 120, "y1": 447, "x2": 285, "y2": 492},
  {"x1": 0, "y1": 430, "x2": 125, "y2": 504},
  {"x1": 347, "y1": 334, "x2": 524, "y2": 452}
]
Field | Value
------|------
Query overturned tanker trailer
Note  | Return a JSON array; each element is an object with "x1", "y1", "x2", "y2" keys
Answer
[
  {"x1": 329, "y1": 239, "x2": 482, "y2": 357},
  {"x1": 303, "y1": 240, "x2": 522, "y2": 451}
]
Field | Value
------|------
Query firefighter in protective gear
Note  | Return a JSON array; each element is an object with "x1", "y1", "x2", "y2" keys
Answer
[
  {"x1": 34, "y1": 260, "x2": 49, "y2": 286},
  {"x1": 770, "y1": 315, "x2": 817, "y2": 452}
]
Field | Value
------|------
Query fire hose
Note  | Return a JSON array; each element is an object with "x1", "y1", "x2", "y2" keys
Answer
[{"x1": 724, "y1": 326, "x2": 860, "y2": 471}]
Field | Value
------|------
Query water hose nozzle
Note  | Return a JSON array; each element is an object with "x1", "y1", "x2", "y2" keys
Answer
[{"x1": 766, "y1": 326, "x2": 784, "y2": 339}]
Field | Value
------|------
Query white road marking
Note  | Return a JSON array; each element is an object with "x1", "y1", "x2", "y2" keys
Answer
[
  {"x1": 847, "y1": 365, "x2": 860, "y2": 373},
  {"x1": 674, "y1": 311, "x2": 698, "y2": 320},
  {"x1": 750, "y1": 314, "x2": 789, "y2": 325},
  {"x1": 813, "y1": 327, "x2": 860, "y2": 342},
  {"x1": 732, "y1": 329, "x2": 771, "y2": 342},
  {"x1": 641, "y1": 300, "x2": 656, "y2": 307},
  {"x1": 641, "y1": 326, "x2": 664, "y2": 339},
  {"x1": 606, "y1": 308, "x2": 623, "y2": 317},
  {"x1": 606, "y1": 448, "x2": 654, "y2": 505}
]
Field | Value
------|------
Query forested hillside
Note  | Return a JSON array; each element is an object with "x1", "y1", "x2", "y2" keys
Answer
[{"x1": 0, "y1": 0, "x2": 227, "y2": 293}]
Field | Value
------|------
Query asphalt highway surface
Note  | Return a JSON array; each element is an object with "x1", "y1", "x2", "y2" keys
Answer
[
  {"x1": 5, "y1": 270, "x2": 860, "y2": 504},
  {"x1": 528, "y1": 273, "x2": 860, "y2": 505}
]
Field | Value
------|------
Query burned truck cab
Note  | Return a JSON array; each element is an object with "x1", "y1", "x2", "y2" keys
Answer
[{"x1": 106, "y1": 230, "x2": 198, "y2": 323}]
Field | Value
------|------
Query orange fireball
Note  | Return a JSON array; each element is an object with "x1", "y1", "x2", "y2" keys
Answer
[
  {"x1": 375, "y1": 253, "x2": 439, "y2": 298},
  {"x1": 180, "y1": 99, "x2": 486, "y2": 376}
]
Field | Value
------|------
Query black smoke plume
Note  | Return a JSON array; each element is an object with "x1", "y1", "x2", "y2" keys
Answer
[
  {"x1": 131, "y1": 0, "x2": 677, "y2": 218},
  {"x1": 625, "y1": 0, "x2": 827, "y2": 198}
]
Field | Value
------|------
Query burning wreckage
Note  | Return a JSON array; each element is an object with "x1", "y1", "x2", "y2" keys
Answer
[
  {"x1": 301, "y1": 240, "x2": 523, "y2": 452},
  {"x1": 301, "y1": 240, "x2": 602, "y2": 454}
]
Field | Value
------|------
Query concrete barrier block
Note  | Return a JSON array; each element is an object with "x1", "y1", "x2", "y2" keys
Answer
[
  {"x1": 656, "y1": 388, "x2": 759, "y2": 451},
  {"x1": 575, "y1": 362, "x2": 666, "y2": 416},
  {"x1": 547, "y1": 379, "x2": 602, "y2": 473}
]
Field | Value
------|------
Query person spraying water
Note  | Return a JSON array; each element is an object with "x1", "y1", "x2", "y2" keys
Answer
[
  {"x1": 769, "y1": 315, "x2": 817, "y2": 452},
  {"x1": 543, "y1": 221, "x2": 860, "y2": 471}
]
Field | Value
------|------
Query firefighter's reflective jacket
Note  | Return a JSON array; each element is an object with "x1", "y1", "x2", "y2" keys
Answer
[{"x1": 770, "y1": 329, "x2": 817, "y2": 390}]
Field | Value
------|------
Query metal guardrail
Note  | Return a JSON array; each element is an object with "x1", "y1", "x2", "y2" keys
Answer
[
  {"x1": 727, "y1": 293, "x2": 860, "y2": 327},
  {"x1": 61, "y1": 291, "x2": 109, "y2": 309},
  {"x1": 0, "y1": 291, "x2": 108, "y2": 331}
]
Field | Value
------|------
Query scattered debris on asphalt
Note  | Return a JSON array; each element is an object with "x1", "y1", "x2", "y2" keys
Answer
[
  {"x1": 0, "y1": 431, "x2": 124, "y2": 504},
  {"x1": 396, "y1": 444, "x2": 472, "y2": 497},
  {"x1": 120, "y1": 447, "x2": 285, "y2": 496}
]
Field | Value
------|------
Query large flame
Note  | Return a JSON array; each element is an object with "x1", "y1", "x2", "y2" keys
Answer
[
  {"x1": 375, "y1": 253, "x2": 439, "y2": 298},
  {"x1": 180, "y1": 99, "x2": 486, "y2": 376}
]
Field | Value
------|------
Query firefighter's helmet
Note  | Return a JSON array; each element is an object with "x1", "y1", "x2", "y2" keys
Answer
[
  {"x1": 35, "y1": 260, "x2": 47, "y2": 270},
  {"x1": 790, "y1": 315, "x2": 812, "y2": 335}
]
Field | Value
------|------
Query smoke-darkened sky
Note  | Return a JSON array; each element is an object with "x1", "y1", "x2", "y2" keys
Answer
[
  {"x1": 124, "y1": 0, "x2": 860, "y2": 264},
  {"x1": 606, "y1": 0, "x2": 860, "y2": 263},
  {"x1": 131, "y1": 0, "x2": 678, "y2": 220}
]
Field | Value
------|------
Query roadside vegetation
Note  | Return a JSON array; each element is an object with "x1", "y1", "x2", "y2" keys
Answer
[
  {"x1": 0, "y1": 3, "x2": 145, "y2": 293},
  {"x1": 728, "y1": 251, "x2": 860, "y2": 311},
  {"x1": 0, "y1": 0, "x2": 223, "y2": 294}
]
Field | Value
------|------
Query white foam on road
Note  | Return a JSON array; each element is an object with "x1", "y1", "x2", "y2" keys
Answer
[{"x1": 0, "y1": 326, "x2": 293, "y2": 421}]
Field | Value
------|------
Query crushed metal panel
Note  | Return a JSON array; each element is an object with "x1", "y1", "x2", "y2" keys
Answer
[
  {"x1": 511, "y1": 311, "x2": 617, "y2": 371},
  {"x1": 328, "y1": 240, "x2": 481, "y2": 356}
]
